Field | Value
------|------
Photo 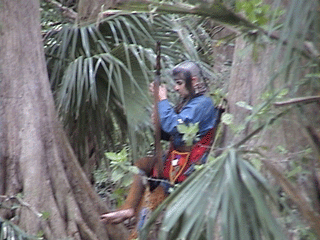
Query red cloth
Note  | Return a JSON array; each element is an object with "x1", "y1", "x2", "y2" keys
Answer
[{"x1": 160, "y1": 128, "x2": 216, "y2": 183}]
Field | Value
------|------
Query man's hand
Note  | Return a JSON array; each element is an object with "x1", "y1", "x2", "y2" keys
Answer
[
  {"x1": 149, "y1": 82, "x2": 167, "y2": 101},
  {"x1": 158, "y1": 84, "x2": 167, "y2": 101}
]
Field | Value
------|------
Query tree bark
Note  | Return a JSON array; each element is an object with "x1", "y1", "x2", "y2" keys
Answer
[
  {"x1": 224, "y1": 18, "x2": 320, "y2": 238},
  {"x1": 225, "y1": 35, "x2": 319, "y2": 157},
  {"x1": 0, "y1": 0, "x2": 128, "y2": 239}
]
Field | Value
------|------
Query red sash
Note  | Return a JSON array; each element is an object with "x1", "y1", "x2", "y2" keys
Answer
[{"x1": 161, "y1": 128, "x2": 216, "y2": 183}]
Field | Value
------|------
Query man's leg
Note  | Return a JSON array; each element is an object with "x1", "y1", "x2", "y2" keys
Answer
[{"x1": 100, "y1": 156, "x2": 155, "y2": 224}]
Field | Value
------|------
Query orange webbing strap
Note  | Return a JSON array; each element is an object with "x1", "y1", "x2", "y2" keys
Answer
[{"x1": 169, "y1": 150, "x2": 191, "y2": 184}]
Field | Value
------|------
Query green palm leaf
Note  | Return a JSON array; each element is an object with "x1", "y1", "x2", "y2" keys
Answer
[
  {"x1": 0, "y1": 217, "x2": 38, "y2": 240},
  {"x1": 44, "y1": 12, "x2": 216, "y2": 161},
  {"x1": 141, "y1": 149, "x2": 285, "y2": 240},
  {"x1": 269, "y1": 0, "x2": 319, "y2": 89}
]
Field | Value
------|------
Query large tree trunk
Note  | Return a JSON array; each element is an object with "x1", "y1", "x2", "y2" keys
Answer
[
  {"x1": 225, "y1": 36, "x2": 319, "y2": 162},
  {"x1": 0, "y1": 0, "x2": 128, "y2": 239},
  {"x1": 225, "y1": 19, "x2": 320, "y2": 239},
  {"x1": 225, "y1": 0, "x2": 320, "y2": 158},
  {"x1": 225, "y1": 36, "x2": 281, "y2": 146}
]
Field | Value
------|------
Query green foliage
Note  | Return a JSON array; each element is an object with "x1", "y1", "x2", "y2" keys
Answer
[
  {"x1": 261, "y1": 88, "x2": 289, "y2": 101},
  {"x1": 36, "y1": 230, "x2": 44, "y2": 239},
  {"x1": 0, "y1": 218, "x2": 39, "y2": 240},
  {"x1": 221, "y1": 112, "x2": 233, "y2": 126},
  {"x1": 235, "y1": 0, "x2": 271, "y2": 26},
  {"x1": 284, "y1": 147, "x2": 313, "y2": 182},
  {"x1": 110, "y1": 188, "x2": 128, "y2": 208},
  {"x1": 40, "y1": 211, "x2": 50, "y2": 221},
  {"x1": 93, "y1": 164, "x2": 117, "y2": 205},
  {"x1": 177, "y1": 122, "x2": 200, "y2": 146},
  {"x1": 106, "y1": 148, "x2": 139, "y2": 187},
  {"x1": 286, "y1": 165, "x2": 303, "y2": 180},
  {"x1": 236, "y1": 101, "x2": 253, "y2": 111},
  {"x1": 250, "y1": 157, "x2": 262, "y2": 170},
  {"x1": 296, "y1": 226, "x2": 319, "y2": 240},
  {"x1": 221, "y1": 112, "x2": 247, "y2": 135},
  {"x1": 210, "y1": 88, "x2": 225, "y2": 105},
  {"x1": 40, "y1": 1, "x2": 65, "y2": 30},
  {"x1": 277, "y1": 191, "x2": 318, "y2": 240},
  {"x1": 229, "y1": 86, "x2": 290, "y2": 136},
  {"x1": 271, "y1": 0, "x2": 319, "y2": 88},
  {"x1": 43, "y1": 10, "x2": 217, "y2": 161},
  {"x1": 96, "y1": 147, "x2": 140, "y2": 207},
  {"x1": 94, "y1": 152, "x2": 136, "y2": 208},
  {"x1": 276, "y1": 145, "x2": 288, "y2": 155}
]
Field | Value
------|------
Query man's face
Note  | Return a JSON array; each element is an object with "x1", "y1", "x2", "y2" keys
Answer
[{"x1": 174, "y1": 79, "x2": 189, "y2": 98}]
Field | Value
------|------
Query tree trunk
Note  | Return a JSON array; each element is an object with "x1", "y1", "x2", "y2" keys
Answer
[
  {"x1": 225, "y1": 20, "x2": 320, "y2": 239},
  {"x1": 0, "y1": 0, "x2": 128, "y2": 239},
  {"x1": 225, "y1": 0, "x2": 319, "y2": 156},
  {"x1": 225, "y1": 35, "x2": 307, "y2": 152}
]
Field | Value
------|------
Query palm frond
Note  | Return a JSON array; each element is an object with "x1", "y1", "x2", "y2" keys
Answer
[
  {"x1": 44, "y1": 12, "x2": 218, "y2": 161},
  {"x1": 270, "y1": 0, "x2": 319, "y2": 90},
  {"x1": 141, "y1": 149, "x2": 286, "y2": 240},
  {"x1": 0, "y1": 218, "x2": 38, "y2": 240}
]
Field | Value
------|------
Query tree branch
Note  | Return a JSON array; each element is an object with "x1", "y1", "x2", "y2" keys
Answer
[
  {"x1": 274, "y1": 96, "x2": 320, "y2": 107},
  {"x1": 44, "y1": 0, "x2": 77, "y2": 21},
  {"x1": 0, "y1": 195, "x2": 42, "y2": 218},
  {"x1": 232, "y1": 108, "x2": 290, "y2": 148},
  {"x1": 111, "y1": 0, "x2": 319, "y2": 62}
]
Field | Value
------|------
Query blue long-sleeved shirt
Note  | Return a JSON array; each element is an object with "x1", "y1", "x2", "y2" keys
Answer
[{"x1": 158, "y1": 95, "x2": 219, "y2": 147}]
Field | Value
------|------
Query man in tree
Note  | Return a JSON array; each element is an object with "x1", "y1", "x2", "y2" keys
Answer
[{"x1": 100, "y1": 60, "x2": 219, "y2": 224}]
